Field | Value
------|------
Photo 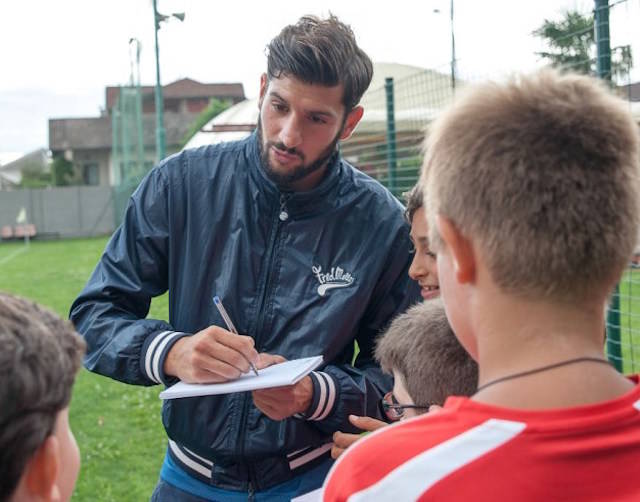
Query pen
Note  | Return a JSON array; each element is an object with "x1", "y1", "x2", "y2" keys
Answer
[{"x1": 213, "y1": 295, "x2": 259, "y2": 376}]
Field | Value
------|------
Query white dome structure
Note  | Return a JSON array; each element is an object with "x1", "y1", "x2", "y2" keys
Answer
[
  {"x1": 183, "y1": 62, "x2": 453, "y2": 150},
  {"x1": 183, "y1": 98, "x2": 259, "y2": 150}
]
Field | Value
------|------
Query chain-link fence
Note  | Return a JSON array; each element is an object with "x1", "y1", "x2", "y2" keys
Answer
[
  {"x1": 342, "y1": 0, "x2": 640, "y2": 372},
  {"x1": 111, "y1": 84, "x2": 155, "y2": 228},
  {"x1": 343, "y1": 68, "x2": 454, "y2": 198}
]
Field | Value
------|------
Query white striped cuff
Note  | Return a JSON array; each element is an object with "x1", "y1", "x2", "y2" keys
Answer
[
  {"x1": 303, "y1": 371, "x2": 337, "y2": 421},
  {"x1": 143, "y1": 330, "x2": 185, "y2": 384}
]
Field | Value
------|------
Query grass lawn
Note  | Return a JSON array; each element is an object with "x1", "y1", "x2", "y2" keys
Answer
[
  {"x1": 0, "y1": 237, "x2": 168, "y2": 501},
  {"x1": 2, "y1": 237, "x2": 639, "y2": 500},
  {"x1": 609, "y1": 268, "x2": 640, "y2": 375}
]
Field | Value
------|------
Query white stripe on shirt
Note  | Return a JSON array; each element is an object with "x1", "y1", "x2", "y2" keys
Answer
[
  {"x1": 347, "y1": 418, "x2": 526, "y2": 502},
  {"x1": 168, "y1": 440, "x2": 212, "y2": 478}
]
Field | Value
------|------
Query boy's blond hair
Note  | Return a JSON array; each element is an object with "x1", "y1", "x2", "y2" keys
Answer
[
  {"x1": 422, "y1": 69, "x2": 640, "y2": 302},
  {"x1": 375, "y1": 299, "x2": 477, "y2": 406}
]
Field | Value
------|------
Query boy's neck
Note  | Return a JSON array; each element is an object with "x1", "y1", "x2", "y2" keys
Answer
[{"x1": 471, "y1": 287, "x2": 633, "y2": 409}]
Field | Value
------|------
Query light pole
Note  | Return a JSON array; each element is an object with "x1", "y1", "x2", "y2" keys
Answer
[
  {"x1": 434, "y1": 0, "x2": 456, "y2": 91},
  {"x1": 449, "y1": 0, "x2": 456, "y2": 91},
  {"x1": 152, "y1": 0, "x2": 184, "y2": 162}
]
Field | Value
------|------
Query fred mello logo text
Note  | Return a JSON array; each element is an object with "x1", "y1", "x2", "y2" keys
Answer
[{"x1": 312, "y1": 265, "x2": 355, "y2": 296}]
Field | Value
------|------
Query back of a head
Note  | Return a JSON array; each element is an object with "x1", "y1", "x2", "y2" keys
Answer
[
  {"x1": 266, "y1": 14, "x2": 373, "y2": 110},
  {"x1": 423, "y1": 69, "x2": 640, "y2": 302},
  {"x1": 0, "y1": 293, "x2": 85, "y2": 501},
  {"x1": 375, "y1": 299, "x2": 478, "y2": 406}
]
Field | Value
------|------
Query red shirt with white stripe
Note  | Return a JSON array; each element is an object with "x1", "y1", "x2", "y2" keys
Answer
[{"x1": 323, "y1": 376, "x2": 640, "y2": 502}]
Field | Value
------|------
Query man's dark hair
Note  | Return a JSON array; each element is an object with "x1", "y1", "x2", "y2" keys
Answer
[
  {"x1": 375, "y1": 299, "x2": 477, "y2": 407},
  {"x1": 0, "y1": 293, "x2": 85, "y2": 501},
  {"x1": 266, "y1": 14, "x2": 374, "y2": 110},
  {"x1": 403, "y1": 183, "x2": 424, "y2": 223}
]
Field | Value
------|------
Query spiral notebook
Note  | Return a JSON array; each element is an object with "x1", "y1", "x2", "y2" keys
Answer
[{"x1": 159, "y1": 355, "x2": 323, "y2": 400}]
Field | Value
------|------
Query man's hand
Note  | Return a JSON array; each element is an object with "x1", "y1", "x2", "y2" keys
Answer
[
  {"x1": 163, "y1": 325, "x2": 259, "y2": 383},
  {"x1": 331, "y1": 415, "x2": 387, "y2": 459},
  {"x1": 254, "y1": 352, "x2": 287, "y2": 371},
  {"x1": 252, "y1": 355, "x2": 313, "y2": 420}
]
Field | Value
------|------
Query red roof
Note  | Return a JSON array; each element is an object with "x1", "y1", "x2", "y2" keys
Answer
[{"x1": 105, "y1": 78, "x2": 245, "y2": 111}]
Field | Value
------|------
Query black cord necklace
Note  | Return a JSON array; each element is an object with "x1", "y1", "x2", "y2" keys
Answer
[{"x1": 476, "y1": 356, "x2": 613, "y2": 393}]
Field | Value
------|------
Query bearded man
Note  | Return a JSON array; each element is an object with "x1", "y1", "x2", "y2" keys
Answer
[{"x1": 71, "y1": 14, "x2": 419, "y2": 501}]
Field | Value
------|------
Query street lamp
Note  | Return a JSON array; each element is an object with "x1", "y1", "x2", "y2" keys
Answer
[
  {"x1": 449, "y1": 0, "x2": 456, "y2": 91},
  {"x1": 152, "y1": 0, "x2": 185, "y2": 162},
  {"x1": 434, "y1": 0, "x2": 456, "y2": 91}
]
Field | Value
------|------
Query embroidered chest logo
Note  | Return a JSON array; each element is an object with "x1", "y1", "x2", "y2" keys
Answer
[{"x1": 312, "y1": 265, "x2": 355, "y2": 296}]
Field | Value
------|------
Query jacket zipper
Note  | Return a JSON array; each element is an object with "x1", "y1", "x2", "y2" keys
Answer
[{"x1": 237, "y1": 194, "x2": 289, "y2": 493}]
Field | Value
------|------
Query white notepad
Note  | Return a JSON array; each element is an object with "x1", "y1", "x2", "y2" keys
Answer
[{"x1": 159, "y1": 355, "x2": 323, "y2": 400}]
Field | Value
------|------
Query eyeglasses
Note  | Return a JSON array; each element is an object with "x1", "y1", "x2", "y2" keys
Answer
[{"x1": 381, "y1": 391, "x2": 431, "y2": 421}]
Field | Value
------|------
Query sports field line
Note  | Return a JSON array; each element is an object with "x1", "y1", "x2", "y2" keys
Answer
[{"x1": 0, "y1": 246, "x2": 28, "y2": 266}]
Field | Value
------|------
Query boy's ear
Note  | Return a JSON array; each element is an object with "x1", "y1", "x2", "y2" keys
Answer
[
  {"x1": 437, "y1": 215, "x2": 476, "y2": 284},
  {"x1": 24, "y1": 435, "x2": 61, "y2": 501},
  {"x1": 339, "y1": 106, "x2": 364, "y2": 141}
]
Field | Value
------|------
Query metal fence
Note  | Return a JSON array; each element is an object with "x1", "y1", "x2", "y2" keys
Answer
[
  {"x1": 0, "y1": 186, "x2": 114, "y2": 238},
  {"x1": 1, "y1": 0, "x2": 638, "y2": 370},
  {"x1": 610, "y1": 269, "x2": 640, "y2": 374},
  {"x1": 342, "y1": 0, "x2": 640, "y2": 372}
]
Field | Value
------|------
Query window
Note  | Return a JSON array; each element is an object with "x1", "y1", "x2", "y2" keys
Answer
[{"x1": 83, "y1": 163, "x2": 99, "y2": 185}]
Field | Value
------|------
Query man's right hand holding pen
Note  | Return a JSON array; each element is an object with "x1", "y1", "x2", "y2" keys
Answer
[{"x1": 164, "y1": 326, "x2": 280, "y2": 383}]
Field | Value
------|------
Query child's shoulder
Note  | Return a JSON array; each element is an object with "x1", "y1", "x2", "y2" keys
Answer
[
  {"x1": 332, "y1": 403, "x2": 480, "y2": 475},
  {"x1": 323, "y1": 405, "x2": 489, "y2": 501}
]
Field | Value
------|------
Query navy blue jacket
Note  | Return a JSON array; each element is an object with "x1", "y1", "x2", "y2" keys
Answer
[{"x1": 70, "y1": 133, "x2": 420, "y2": 490}]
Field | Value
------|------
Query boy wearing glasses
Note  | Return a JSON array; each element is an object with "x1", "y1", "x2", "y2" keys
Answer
[
  {"x1": 323, "y1": 69, "x2": 640, "y2": 501},
  {"x1": 0, "y1": 293, "x2": 86, "y2": 502},
  {"x1": 331, "y1": 299, "x2": 477, "y2": 459}
]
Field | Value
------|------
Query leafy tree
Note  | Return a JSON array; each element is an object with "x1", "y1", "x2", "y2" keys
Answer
[
  {"x1": 179, "y1": 98, "x2": 232, "y2": 149},
  {"x1": 19, "y1": 162, "x2": 52, "y2": 188},
  {"x1": 51, "y1": 155, "x2": 74, "y2": 186},
  {"x1": 533, "y1": 9, "x2": 632, "y2": 82}
]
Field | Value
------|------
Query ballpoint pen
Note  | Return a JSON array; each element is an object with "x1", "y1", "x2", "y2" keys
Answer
[{"x1": 213, "y1": 295, "x2": 259, "y2": 376}]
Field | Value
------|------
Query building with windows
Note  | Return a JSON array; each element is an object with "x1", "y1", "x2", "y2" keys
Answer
[{"x1": 49, "y1": 78, "x2": 245, "y2": 186}]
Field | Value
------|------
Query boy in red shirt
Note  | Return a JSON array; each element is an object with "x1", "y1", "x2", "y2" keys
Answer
[{"x1": 323, "y1": 69, "x2": 640, "y2": 501}]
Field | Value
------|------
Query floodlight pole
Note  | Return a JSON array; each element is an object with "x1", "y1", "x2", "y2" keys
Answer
[
  {"x1": 450, "y1": 0, "x2": 456, "y2": 91},
  {"x1": 153, "y1": 0, "x2": 166, "y2": 163}
]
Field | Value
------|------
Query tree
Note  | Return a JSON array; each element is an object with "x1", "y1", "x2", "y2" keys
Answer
[
  {"x1": 51, "y1": 156, "x2": 74, "y2": 186},
  {"x1": 179, "y1": 98, "x2": 232, "y2": 149},
  {"x1": 19, "y1": 162, "x2": 52, "y2": 188},
  {"x1": 533, "y1": 9, "x2": 632, "y2": 82}
]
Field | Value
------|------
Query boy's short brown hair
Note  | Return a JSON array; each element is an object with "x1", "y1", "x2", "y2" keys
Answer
[
  {"x1": 403, "y1": 183, "x2": 424, "y2": 224},
  {"x1": 375, "y1": 299, "x2": 478, "y2": 406},
  {"x1": 0, "y1": 293, "x2": 85, "y2": 501},
  {"x1": 422, "y1": 69, "x2": 640, "y2": 302}
]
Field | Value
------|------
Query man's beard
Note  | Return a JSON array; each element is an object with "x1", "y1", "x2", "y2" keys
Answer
[{"x1": 257, "y1": 114, "x2": 341, "y2": 191}]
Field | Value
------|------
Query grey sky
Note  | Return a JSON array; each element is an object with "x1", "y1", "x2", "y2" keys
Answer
[{"x1": 1, "y1": 0, "x2": 638, "y2": 159}]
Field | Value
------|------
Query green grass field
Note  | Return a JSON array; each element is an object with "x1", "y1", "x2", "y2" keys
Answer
[
  {"x1": 2, "y1": 237, "x2": 639, "y2": 501},
  {"x1": 0, "y1": 238, "x2": 168, "y2": 501}
]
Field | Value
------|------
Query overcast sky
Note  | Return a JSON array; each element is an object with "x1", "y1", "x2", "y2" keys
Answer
[{"x1": 1, "y1": 0, "x2": 638, "y2": 162}]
